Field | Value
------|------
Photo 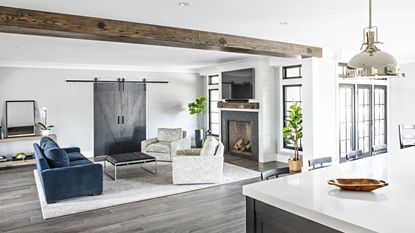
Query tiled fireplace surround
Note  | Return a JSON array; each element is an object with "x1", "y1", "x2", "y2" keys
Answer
[{"x1": 221, "y1": 110, "x2": 259, "y2": 161}]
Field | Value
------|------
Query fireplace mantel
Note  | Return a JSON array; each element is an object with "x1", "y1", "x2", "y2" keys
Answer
[{"x1": 217, "y1": 101, "x2": 260, "y2": 110}]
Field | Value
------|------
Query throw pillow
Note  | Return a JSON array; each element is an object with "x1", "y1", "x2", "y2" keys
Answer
[
  {"x1": 44, "y1": 148, "x2": 70, "y2": 168},
  {"x1": 200, "y1": 136, "x2": 219, "y2": 156},
  {"x1": 40, "y1": 137, "x2": 59, "y2": 150}
]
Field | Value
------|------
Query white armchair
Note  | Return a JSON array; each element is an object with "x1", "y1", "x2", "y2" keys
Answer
[
  {"x1": 141, "y1": 128, "x2": 191, "y2": 161},
  {"x1": 172, "y1": 136, "x2": 224, "y2": 184}
]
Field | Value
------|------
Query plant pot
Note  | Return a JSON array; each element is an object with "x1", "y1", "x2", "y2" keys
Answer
[
  {"x1": 195, "y1": 129, "x2": 204, "y2": 148},
  {"x1": 288, "y1": 158, "x2": 302, "y2": 172},
  {"x1": 41, "y1": 130, "x2": 50, "y2": 136}
]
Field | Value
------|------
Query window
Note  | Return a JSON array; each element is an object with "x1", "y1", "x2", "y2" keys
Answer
[
  {"x1": 209, "y1": 89, "x2": 220, "y2": 136},
  {"x1": 373, "y1": 86, "x2": 387, "y2": 146},
  {"x1": 283, "y1": 65, "x2": 302, "y2": 79},
  {"x1": 338, "y1": 82, "x2": 387, "y2": 162},
  {"x1": 282, "y1": 85, "x2": 302, "y2": 150},
  {"x1": 339, "y1": 84, "x2": 355, "y2": 160},
  {"x1": 208, "y1": 75, "x2": 219, "y2": 85},
  {"x1": 357, "y1": 85, "x2": 372, "y2": 154}
]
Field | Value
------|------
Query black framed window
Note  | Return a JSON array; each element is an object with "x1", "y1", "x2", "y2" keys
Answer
[
  {"x1": 339, "y1": 84, "x2": 355, "y2": 161},
  {"x1": 282, "y1": 85, "x2": 302, "y2": 150},
  {"x1": 357, "y1": 85, "x2": 372, "y2": 155},
  {"x1": 208, "y1": 75, "x2": 219, "y2": 85},
  {"x1": 209, "y1": 89, "x2": 220, "y2": 136},
  {"x1": 283, "y1": 65, "x2": 302, "y2": 79},
  {"x1": 374, "y1": 86, "x2": 387, "y2": 146}
]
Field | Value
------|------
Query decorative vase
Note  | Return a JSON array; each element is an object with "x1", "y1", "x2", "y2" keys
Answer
[
  {"x1": 41, "y1": 130, "x2": 50, "y2": 136},
  {"x1": 195, "y1": 129, "x2": 204, "y2": 148},
  {"x1": 288, "y1": 157, "x2": 302, "y2": 172}
]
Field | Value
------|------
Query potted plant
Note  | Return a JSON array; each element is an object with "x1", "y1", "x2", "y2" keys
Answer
[
  {"x1": 282, "y1": 102, "x2": 303, "y2": 172},
  {"x1": 15, "y1": 152, "x2": 26, "y2": 161},
  {"x1": 188, "y1": 96, "x2": 208, "y2": 148},
  {"x1": 37, "y1": 107, "x2": 54, "y2": 136}
]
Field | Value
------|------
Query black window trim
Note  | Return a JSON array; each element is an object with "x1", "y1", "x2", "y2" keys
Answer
[
  {"x1": 338, "y1": 84, "x2": 356, "y2": 163},
  {"x1": 208, "y1": 88, "x2": 219, "y2": 137},
  {"x1": 373, "y1": 85, "x2": 388, "y2": 147},
  {"x1": 208, "y1": 75, "x2": 219, "y2": 85},
  {"x1": 282, "y1": 84, "x2": 303, "y2": 151},
  {"x1": 356, "y1": 84, "x2": 373, "y2": 156},
  {"x1": 282, "y1": 65, "x2": 302, "y2": 80}
]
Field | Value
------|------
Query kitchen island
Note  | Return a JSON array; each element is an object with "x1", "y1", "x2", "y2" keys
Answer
[{"x1": 243, "y1": 148, "x2": 415, "y2": 233}]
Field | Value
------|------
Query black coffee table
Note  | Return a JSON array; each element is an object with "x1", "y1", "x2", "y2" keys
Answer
[{"x1": 104, "y1": 152, "x2": 157, "y2": 180}]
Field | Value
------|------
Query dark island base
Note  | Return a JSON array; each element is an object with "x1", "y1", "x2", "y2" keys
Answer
[{"x1": 246, "y1": 197, "x2": 342, "y2": 233}]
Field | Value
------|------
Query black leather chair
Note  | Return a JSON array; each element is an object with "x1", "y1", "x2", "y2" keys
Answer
[
  {"x1": 372, "y1": 144, "x2": 388, "y2": 155},
  {"x1": 261, "y1": 167, "x2": 290, "y2": 180},
  {"x1": 346, "y1": 150, "x2": 364, "y2": 161},
  {"x1": 308, "y1": 157, "x2": 332, "y2": 171}
]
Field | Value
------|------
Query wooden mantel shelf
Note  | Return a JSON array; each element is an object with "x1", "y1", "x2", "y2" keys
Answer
[
  {"x1": 217, "y1": 101, "x2": 260, "y2": 110},
  {"x1": 0, "y1": 134, "x2": 57, "y2": 143}
]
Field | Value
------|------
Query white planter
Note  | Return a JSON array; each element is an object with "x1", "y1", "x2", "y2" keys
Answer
[{"x1": 41, "y1": 130, "x2": 50, "y2": 136}]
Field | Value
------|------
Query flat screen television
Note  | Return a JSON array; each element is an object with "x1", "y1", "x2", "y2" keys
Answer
[{"x1": 221, "y1": 68, "x2": 255, "y2": 101}]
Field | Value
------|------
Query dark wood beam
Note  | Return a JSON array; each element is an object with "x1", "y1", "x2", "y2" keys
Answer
[{"x1": 0, "y1": 6, "x2": 322, "y2": 58}]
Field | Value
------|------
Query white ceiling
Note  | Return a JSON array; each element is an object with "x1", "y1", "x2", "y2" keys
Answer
[{"x1": 0, "y1": 0, "x2": 414, "y2": 71}]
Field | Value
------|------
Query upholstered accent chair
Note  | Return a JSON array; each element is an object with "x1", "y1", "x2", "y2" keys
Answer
[
  {"x1": 172, "y1": 136, "x2": 224, "y2": 184},
  {"x1": 141, "y1": 128, "x2": 191, "y2": 161}
]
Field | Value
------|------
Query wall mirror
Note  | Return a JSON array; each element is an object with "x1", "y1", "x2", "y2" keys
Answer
[{"x1": 5, "y1": 100, "x2": 36, "y2": 137}]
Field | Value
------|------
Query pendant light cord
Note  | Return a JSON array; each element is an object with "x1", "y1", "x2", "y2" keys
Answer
[{"x1": 369, "y1": 0, "x2": 372, "y2": 28}]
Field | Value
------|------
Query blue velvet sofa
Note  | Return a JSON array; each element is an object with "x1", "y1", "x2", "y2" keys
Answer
[{"x1": 33, "y1": 137, "x2": 103, "y2": 204}]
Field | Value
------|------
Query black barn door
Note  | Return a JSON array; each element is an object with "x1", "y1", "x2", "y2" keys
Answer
[{"x1": 94, "y1": 82, "x2": 146, "y2": 156}]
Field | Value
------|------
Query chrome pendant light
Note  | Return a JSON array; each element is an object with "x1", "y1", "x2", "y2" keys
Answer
[{"x1": 346, "y1": 0, "x2": 400, "y2": 78}]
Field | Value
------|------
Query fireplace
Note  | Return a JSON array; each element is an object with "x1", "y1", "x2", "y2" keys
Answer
[
  {"x1": 228, "y1": 121, "x2": 252, "y2": 157},
  {"x1": 221, "y1": 111, "x2": 258, "y2": 161}
]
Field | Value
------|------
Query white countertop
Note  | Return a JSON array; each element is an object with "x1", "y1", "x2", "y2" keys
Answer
[{"x1": 243, "y1": 148, "x2": 415, "y2": 233}]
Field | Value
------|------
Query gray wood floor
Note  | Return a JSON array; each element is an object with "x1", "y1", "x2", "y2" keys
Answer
[{"x1": 0, "y1": 155, "x2": 285, "y2": 233}]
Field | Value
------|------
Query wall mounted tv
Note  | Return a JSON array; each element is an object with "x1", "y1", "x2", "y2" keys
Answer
[{"x1": 221, "y1": 68, "x2": 255, "y2": 101}]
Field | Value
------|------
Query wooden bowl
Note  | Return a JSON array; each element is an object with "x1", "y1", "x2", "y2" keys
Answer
[{"x1": 327, "y1": 178, "x2": 388, "y2": 191}]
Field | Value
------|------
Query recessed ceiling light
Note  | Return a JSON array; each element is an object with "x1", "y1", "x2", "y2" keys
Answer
[
  {"x1": 178, "y1": 2, "x2": 191, "y2": 7},
  {"x1": 279, "y1": 21, "x2": 288, "y2": 26}
]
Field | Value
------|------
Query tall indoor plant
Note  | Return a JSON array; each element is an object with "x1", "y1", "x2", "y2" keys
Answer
[
  {"x1": 282, "y1": 102, "x2": 303, "y2": 172},
  {"x1": 188, "y1": 96, "x2": 208, "y2": 148},
  {"x1": 37, "y1": 107, "x2": 54, "y2": 136}
]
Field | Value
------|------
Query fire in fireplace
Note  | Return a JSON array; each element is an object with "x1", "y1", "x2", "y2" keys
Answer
[{"x1": 228, "y1": 120, "x2": 252, "y2": 157}]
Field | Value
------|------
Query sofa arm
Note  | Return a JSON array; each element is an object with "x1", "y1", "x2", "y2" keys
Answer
[
  {"x1": 171, "y1": 137, "x2": 192, "y2": 154},
  {"x1": 141, "y1": 138, "x2": 158, "y2": 152},
  {"x1": 176, "y1": 148, "x2": 202, "y2": 156},
  {"x1": 172, "y1": 156, "x2": 224, "y2": 184},
  {"x1": 62, "y1": 147, "x2": 81, "y2": 153},
  {"x1": 41, "y1": 163, "x2": 103, "y2": 203}
]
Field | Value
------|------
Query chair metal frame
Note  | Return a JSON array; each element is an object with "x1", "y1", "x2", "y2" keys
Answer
[
  {"x1": 261, "y1": 167, "x2": 290, "y2": 180},
  {"x1": 308, "y1": 157, "x2": 332, "y2": 170}
]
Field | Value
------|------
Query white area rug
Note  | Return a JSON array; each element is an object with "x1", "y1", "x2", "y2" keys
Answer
[{"x1": 34, "y1": 162, "x2": 260, "y2": 219}]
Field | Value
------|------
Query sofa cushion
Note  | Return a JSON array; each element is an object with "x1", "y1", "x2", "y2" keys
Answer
[
  {"x1": 157, "y1": 128, "x2": 182, "y2": 142},
  {"x1": 146, "y1": 141, "x2": 171, "y2": 154},
  {"x1": 44, "y1": 148, "x2": 70, "y2": 168},
  {"x1": 200, "y1": 136, "x2": 219, "y2": 156},
  {"x1": 40, "y1": 137, "x2": 59, "y2": 150},
  {"x1": 70, "y1": 159, "x2": 93, "y2": 166},
  {"x1": 67, "y1": 152, "x2": 86, "y2": 161}
]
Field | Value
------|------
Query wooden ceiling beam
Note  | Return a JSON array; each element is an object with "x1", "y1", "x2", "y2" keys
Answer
[{"x1": 0, "y1": 6, "x2": 322, "y2": 58}]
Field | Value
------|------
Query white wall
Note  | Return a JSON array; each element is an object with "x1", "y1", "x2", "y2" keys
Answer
[
  {"x1": 389, "y1": 63, "x2": 415, "y2": 151},
  {"x1": 0, "y1": 67, "x2": 202, "y2": 157}
]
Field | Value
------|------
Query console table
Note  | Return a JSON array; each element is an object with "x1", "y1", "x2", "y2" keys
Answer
[
  {"x1": 0, "y1": 134, "x2": 57, "y2": 143},
  {"x1": 0, "y1": 134, "x2": 57, "y2": 169}
]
